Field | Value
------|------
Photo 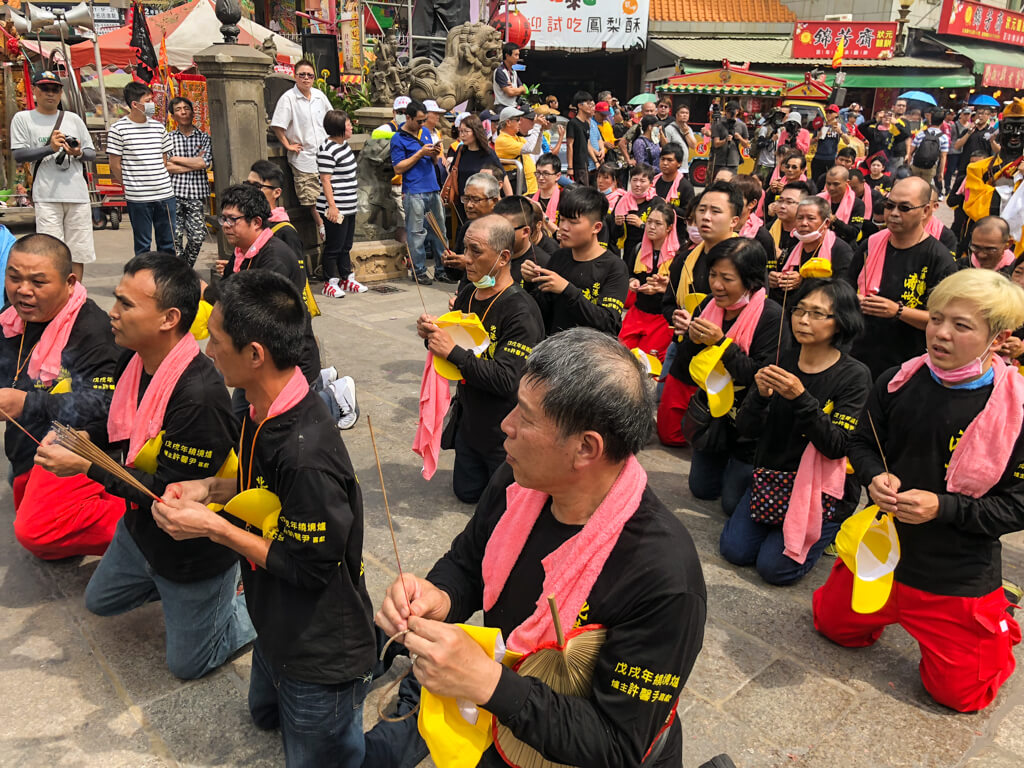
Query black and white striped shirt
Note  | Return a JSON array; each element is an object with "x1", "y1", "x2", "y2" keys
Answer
[
  {"x1": 315, "y1": 139, "x2": 357, "y2": 216},
  {"x1": 107, "y1": 117, "x2": 173, "y2": 202}
]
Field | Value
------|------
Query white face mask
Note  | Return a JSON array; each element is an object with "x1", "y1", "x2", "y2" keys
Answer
[
  {"x1": 472, "y1": 258, "x2": 502, "y2": 289},
  {"x1": 687, "y1": 225, "x2": 702, "y2": 245},
  {"x1": 142, "y1": 101, "x2": 156, "y2": 118},
  {"x1": 793, "y1": 222, "x2": 827, "y2": 244}
]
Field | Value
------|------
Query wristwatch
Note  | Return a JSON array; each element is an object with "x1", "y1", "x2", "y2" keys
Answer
[{"x1": 895, "y1": 301, "x2": 904, "y2": 319}]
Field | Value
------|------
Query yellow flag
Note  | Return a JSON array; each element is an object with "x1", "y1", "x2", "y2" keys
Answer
[{"x1": 832, "y1": 36, "x2": 845, "y2": 69}]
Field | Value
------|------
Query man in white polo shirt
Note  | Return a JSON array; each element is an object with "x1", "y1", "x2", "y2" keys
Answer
[
  {"x1": 10, "y1": 71, "x2": 96, "y2": 279},
  {"x1": 107, "y1": 81, "x2": 175, "y2": 256},
  {"x1": 270, "y1": 59, "x2": 331, "y2": 241}
]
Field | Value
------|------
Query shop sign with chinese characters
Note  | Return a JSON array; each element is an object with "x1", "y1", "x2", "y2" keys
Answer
[
  {"x1": 526, "y1": 0, "x2": 650, "y2": 50},
  {"x1": 792, "y1": 21, "x2": 898, "y2": 59},
  {"x1": 938, "y1": 0, "x2": 1024, "y2": 46},
  {"x1": 983, "y1": 64, "x2": 1024, "y2": 89}
]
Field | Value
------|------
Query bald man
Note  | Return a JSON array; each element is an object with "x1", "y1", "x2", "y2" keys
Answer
[
  {"x1": 957, "y1": 216, "x2": 1015, "y2": 271},
  {"x1": 845, "y1": 176, "x2": 957, "y2": 379},
  {"x1": 821, "y1": 166, "x2": 864, "y2": 246}
]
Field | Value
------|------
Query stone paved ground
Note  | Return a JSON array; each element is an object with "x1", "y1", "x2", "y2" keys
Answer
[{"x1": 3, "y1": 222, "x2": 1024, "y2": 768}]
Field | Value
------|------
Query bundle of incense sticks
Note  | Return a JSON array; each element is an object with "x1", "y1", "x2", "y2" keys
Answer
[
  {"x1": 51, "y1": 422, "x2": 161, "y2": 503},
  {"x1": 424, "y1": 210, "x2": 448, "y2": 248}
]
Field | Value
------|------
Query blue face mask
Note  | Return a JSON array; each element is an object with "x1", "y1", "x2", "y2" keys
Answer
[{"x1": 473, "y1": 259, "x2": 501, "y2": 289}]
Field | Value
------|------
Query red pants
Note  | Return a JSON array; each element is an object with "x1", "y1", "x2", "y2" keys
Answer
[
  {"x1": 13, "y1": 466, "x2": 124, "y2": 560},
  {"x1": 619, "y1": 307, "x2": 673, "y2": 361},
  {"x1": 813, "y1": 559, "x2": 1020, "y2": 712},
  {"x1": 657, "y1": 374, "x2": 697, "y2": 447}
]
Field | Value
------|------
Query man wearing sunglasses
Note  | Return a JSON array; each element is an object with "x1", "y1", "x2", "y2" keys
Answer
[
  {"x1": 845, "y1": 177, "x2": 957, "y2": 379},
  {"x1": 270, "y1": 60, "x2": 331, "y2": 242},
  {"x1": 11, "y1": 71, "x2": 96, "y2": 279}
]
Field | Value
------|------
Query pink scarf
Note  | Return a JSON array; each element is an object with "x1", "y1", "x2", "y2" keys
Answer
[
  {"x1": 698, "y1": 287, "x2": 768, "y2": 354},
  {"x1": 971, "y1": 249, "x2": 1016, "y2": 270},
  {"x1": 861, "y1": 184, "x2": 873, "y2": 221},
  {"x1": 924, "y1": 215, "x2": 943, "y2": 239},
  {"x1": 481, "y1": 456, "x2": 647, "y2": 653},
  {"x1": 637, "y1": 226, "x2": 679, "y2": 274},
  {"x1": 653, "y1": 172, "x2": 683, "y2": 206},
  {"x1": 604, "y1": 188, "x2": 626, "y2": 213},
  {"x1": 818, "y1": 184, "x2": 856, "y2": 223},
  {"x1": 107, "y1": 333, "x2": 200, "y2": 467},
  {"x1": 887, "y1": 354, "x2": 1024, "y2": 497},
  {"x1": 0, "y1": 281, "x2": 87, "y2": 386},
  {"x1": 614, "y1": 187, "x2": 656, "y2": 216},
  {"x1": 857, "y1": 230, "x2": 891, "y2": 296},
  {"x1": 233, "y1": 227, "x2": 276, "y2": 274},
  {"x1": 783, "y1": 230, "x2": 837, "y2": 272},
  {"x1": 248, "y1": 365, "x2": 308, "y2": 421},
  {"x1": 755, "y1": 190, "x2": 767, "y2": 220},
  {"x1": 783, "y1": 443, "x2": 846, "y2": 564},
  {"x1": 412, "y1": 354, "x2": 451, "y2": 481},
  {"x1": 739, "y1": 212, "x2": 763, "y2": 238},
  {"x1": 269, "y1": 207, "x2": 290, "y2": 223},
  {"x1": 532, "y1": 185, "x2": 560, "y2": 223},
  {"x1": 778, "y1": 128, "x2": 810, "y2": 154}
]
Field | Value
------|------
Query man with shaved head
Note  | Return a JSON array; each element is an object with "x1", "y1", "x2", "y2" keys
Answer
[
  {"x1": 820, "y1": 165, "x2": 864, "y2": 246},
  {"x1": 0, "y1": 233, "x2": 119, "y2": 557},
  {"x1": 417, "y1": 214, "x2": 545, "y2": 503},
  {"x1": 957, "y1": 216, "x2": 1015, "y2": 272},
  {"x1": 845, "y1": 176, "x2": 957, "y2": 378}
]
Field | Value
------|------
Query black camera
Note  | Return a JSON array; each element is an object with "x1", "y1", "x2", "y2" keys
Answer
[{"x1": 54, "y1": 135, "x2": 79, "y2": 166}]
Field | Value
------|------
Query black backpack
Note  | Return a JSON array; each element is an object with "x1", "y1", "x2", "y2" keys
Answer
[{"x1": 912, "y1": 131, "x2": 942, "y2": 169}]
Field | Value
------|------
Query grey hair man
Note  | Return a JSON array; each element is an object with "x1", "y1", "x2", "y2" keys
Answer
[
  {"x1": 419, "y1": 214, "x2": 545, "y2": 503},
  {"x1": 369, "y1": 326, "x2": 707, "y2": 768},
  {"x1": 440, "y1": 173, "x2": 502, "y2": 281}
]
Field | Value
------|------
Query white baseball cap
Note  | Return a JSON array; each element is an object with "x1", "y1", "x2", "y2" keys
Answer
[
  {"x1": 393, "y1": 96, "x2": 411, "y2": 112},
  {"x1": 499, "y1": 106, "x2": 525, "y2": 123},
  {"x1": 423, "y1": 99, "x2": 445, "y2": 114}
]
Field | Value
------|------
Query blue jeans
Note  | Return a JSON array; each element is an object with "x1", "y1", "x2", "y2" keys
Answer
[
  {"x1": 688, "y1": 451, "x2": 753, "y2": 516},
  {"x1": 363, "y1": 674, "x2": 430, "y2": 768},
  {"x1": 85, "y1": 518, "x2": 255, "y2": 679},
  {"x1": 719, "y1": 488, "x2": 842, "y2": 585},
  {"x1": 404, "y1": 191, "x2": 446, "y2": 277},
  {"x1": 249, "y1": 642, "x2": 371, "y2": 768},
  {"x1": 126, "y1": 197, "x2": 177, "y2": 256}
]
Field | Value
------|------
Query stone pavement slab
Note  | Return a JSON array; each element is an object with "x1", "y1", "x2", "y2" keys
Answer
[{"x1": 2, "y1": 224, "x2": 1024, "y2": 768}]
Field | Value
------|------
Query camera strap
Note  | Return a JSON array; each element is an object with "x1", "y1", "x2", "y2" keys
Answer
[{"x1": 32, "y1": 110, "x2": 65, "y2": 180}]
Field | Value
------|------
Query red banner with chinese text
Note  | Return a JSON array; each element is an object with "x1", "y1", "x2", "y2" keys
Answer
[
  {"x1": 792, "y1": 21, "x2": 898, "y2": 60},
  {"x1": 938, "y1": 0, "x2": 1024, "y2": 47},
  {"x1": 982, "y1": 64, "x2": 1024, "y2": 89}
]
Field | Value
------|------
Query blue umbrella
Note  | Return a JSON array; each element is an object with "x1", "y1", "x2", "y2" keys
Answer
[
  {"x1": 969, "y1": 94, "x2": 1000, "y2": 107},
  {"x1": 898, "y1": 90, "x2": 938, "y2": 106}
]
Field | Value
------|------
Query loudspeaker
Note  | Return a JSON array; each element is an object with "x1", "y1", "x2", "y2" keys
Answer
[
  {"x1": 301, "y1": 33, "x2": 339, "y2": 88},
  {"x1": 62, "y1": 2, "x2": 95, "y2": 31},
  {"x1": 830, "y1": 87, "x2": 847, "y2": 108}
]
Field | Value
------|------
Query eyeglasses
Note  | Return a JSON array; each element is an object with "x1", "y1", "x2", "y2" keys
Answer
[
  {"x1": 218, "y1": 213, "x2": 245, "y2": 227},
  {"x1": 881, "y1": 199, "x2": 929, "y2": 213},
  {"x1": 535, "y1": 170, "x2": 558, "y2": 178},
  {"x1": 970, "y1": 243, "x2": 1005, "y2": 257},
  {"x1": 244, "y1": 180, "x2": 277, "y2": 191},
  {"x1": 791, "y1": 307, "x2": 835, "y2": 321},
  {"x1": 296, "y1": 72, "x2": 316, "y2": 79},
  {"x1": 461, "y1": 195, "x2": 496, "y2": 205}
]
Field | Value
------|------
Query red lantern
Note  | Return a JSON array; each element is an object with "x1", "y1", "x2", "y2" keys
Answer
[{"x1": 491, "y1": 11, "x2": 532, "y2": 48}]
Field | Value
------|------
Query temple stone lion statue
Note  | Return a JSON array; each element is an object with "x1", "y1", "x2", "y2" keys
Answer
[
  {"x1": 407, "y1": 23, "x2": 502, "y2": 112},
  {"x1": 356, "y1": 137, "x2": 400, "y2": 242}
]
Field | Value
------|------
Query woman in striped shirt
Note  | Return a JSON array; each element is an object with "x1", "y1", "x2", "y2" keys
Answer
[{"x1": 317, "y1": 109, "x2": 364, "y2": 297}]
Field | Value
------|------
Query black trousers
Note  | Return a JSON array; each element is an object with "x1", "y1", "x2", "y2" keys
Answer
[{"x1": 452, "y1": 429, "x2": 506, "y2": 504}]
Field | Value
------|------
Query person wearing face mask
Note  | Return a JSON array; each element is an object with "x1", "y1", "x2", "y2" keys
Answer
[
  {"x1": 814, "y1": 268, "x2": 1024, "y2": 713},
  {"x1": 609, "y1": 164, "x2": 663, "y2": 258},
  {"x1": 772, "y1": 197, "x2": 854, "y2": 304},
  {"x1": 417, "y1": 215, "x2": 544, "y2": 503},
  {"x1": 672, "y1": 238, "x2": 785, "y2": 511},
  {"x1": 595, "y1": 162, "x2": 626, "y2": 214},
  {"x1": 764, "y1": 181, "x2": 808, "y2": 277},
  {"x1": 845, "y1": 177, "x2": 957, "y2": 380},
  {"x1": 657, "y1": 183, "x2": 743, "y2": 446},
  {"x1": 107, "y1": 81, "x2": 176, "y2": 256},
  {"x1": 620, "y1": 200, "x2": 678, "y2": 360}
]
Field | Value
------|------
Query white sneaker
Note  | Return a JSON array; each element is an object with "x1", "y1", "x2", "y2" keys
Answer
[
  {"x1": 322, "y1": 278, "x2": 345, "y2": 298},
  {"x1": 340, "y1": 276, "x2": 368, "y2": 293},
  {"x1": 331, "y1": 376, "x2": 359, "y2": 430},
  {"x1": 319, "y1": 366, "x2": 338, "y2": 390}
]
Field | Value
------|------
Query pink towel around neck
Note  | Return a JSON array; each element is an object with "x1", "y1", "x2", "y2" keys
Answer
[
  {"x1": 698, "y1": 287, "x2": 768, "y2": 354},
  {"x1": 268, "y1": 207, "x2": 290, "y2": 223},
  {"x1": 755, "y1": 189, "x2": 767, "y2": 220},
  {"x1": 532, "y1": 185, "x2": 560, "y2": 223},
  {"x1": 783, "y1": 230, "x2": 837, "y2": 272},
  {"x1": 818, "y1": 184, "x2": 856, "y2": 223},
  {"x1": 614, "y1": 187, "x2": 657, "y2": 217},
  {"x1": 924, "y1": 215, "x2": 943, "y2": 239},
  {"x1": 412, "y1": 354, "x2": 451, "y2": 481},
  {"x1": 248, "y1": 366, "x2": 308, "y2": 421},
  {"x1": 887, "y1": 354, "x2": 1024, "y2": 497},
  {"x1": 107, "y1": 333, "x2": 201, "y2": 466},
  {"x1": 232, "y1": 227, "x2": 276, "y2": 274},
  {"x1": 481, "y1": 455, "x2": 647, "y2": 653},
  {"x1": 783, "y1": 444, "x2": 847, "y2": 564},
  {"x1": 970, "y1": 249, "x2": 1016, "y2": 270},
  {"x1": 0, "y1": 281, "x2": 87, "y2": 386},
  {"x1": 739, "y1": 212, "x2": 764, "y2": 238},
  {"x1": 653, "y1": 172, "x2": 683, "y2": 205},
  {"x1": 638, "y1": 225, "x2": 680, "y2": 274},
  {"x1": 861, "y1": 184, "x2": 873, "y2": 221},
  {"x1": 857, "y1": 230, "x2": 891, "y2": 296}
]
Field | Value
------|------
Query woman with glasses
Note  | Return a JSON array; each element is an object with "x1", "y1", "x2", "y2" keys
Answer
[
  {"x1": 721, "y1": 278, "x2": 870, "y2": 584},
  {"x1": 446, "y1": 114, "x2": 501, "y2": 226}
]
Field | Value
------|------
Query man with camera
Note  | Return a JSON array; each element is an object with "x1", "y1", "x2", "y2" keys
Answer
[
  {"x1": 11, "y1": 71, "x2": 96, "y2": 280},
  {"x1": 710, "y1": 101, "x2": 749, "y2": 178},
  {"x1": 753, "y1": 110, "x2": 785, "y2": 181}
]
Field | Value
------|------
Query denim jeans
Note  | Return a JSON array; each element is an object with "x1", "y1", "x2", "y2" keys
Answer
[
  {"x1": 85, "y1": 518, "x2": 255, "y2": 679},
  {"x1": 249, "y1": 642, "x2": 371, "y2": 768},
  {"x1": 720, "y1": 487, "x2": 842, "y2": 585},
  {"x1": 688, "y1": 451, "x2": 753, "y2": 516},
  {"x1": 126, "y1": 197, "x2": 177, "y2": 256},
  {"x1": 404, "y1": 191, "x2": 446, "y2": 277},
  {"x1": 362, "y1": 673, "x2": 430, "y2": 768}
]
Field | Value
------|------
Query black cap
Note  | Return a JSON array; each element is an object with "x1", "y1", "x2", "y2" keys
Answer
[{"x1": 32, "y1": 70, "x2": 62, "y2": 87}]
